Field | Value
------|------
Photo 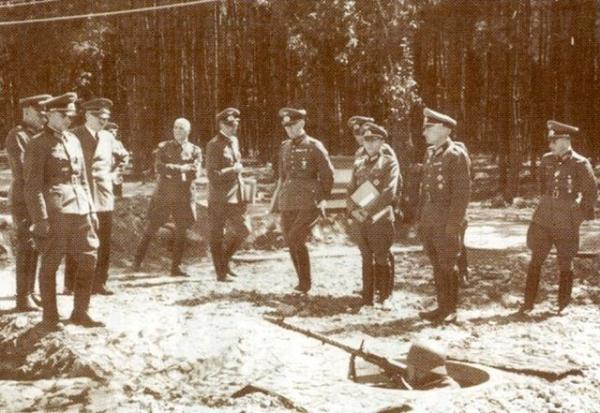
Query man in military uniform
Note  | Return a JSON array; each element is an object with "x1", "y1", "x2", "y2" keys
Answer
[
  {"x1": 133, "y1": 118, "x2": 201, "y2": 277},
  {"x1": 64, "y1": 98, "x2": 129, "y2": 296},
  {"x1": 5, "y1": 94, "x2": 51, "y2": 312},
  {"x1": 418, "y1": 108, "x2": 471, "y2": 323},
  {"x1": 205, "y1": 108, "x2": 251, "y2": 282},
  {"x1": 347, "y1": 122, "x2": 400, "y2": 306},
  {"x1": 520, "y1": 120, "x2": 597, "y2": 314},
  {"x1": 270, "y1": 108, "x2": 334, "y2": 293},
  {"x1": 348, "y1": 115, "x2": 402, "y2": 302},
  {"x1": 24, "y1": 93, "x2": 103, "y2": 329}
]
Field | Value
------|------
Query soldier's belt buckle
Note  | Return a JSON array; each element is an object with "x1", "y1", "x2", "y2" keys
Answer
[{"x1": 552, "y1": 190, "x2": 559, "y2": 198}]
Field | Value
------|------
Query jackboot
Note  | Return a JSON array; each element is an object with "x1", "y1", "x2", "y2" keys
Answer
[
  {"x1": 520, "y1": 264, "x2": 541, "y2": 313},
  {"x1": 361, "y1": 259, "x2": 374, "y2": 306},
  {"x1": 558, "y1": 270, "x2": 573, "y2": 314}
]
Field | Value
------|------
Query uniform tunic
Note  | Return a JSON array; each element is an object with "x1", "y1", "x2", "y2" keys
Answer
[
  {"x1": 278, "y1": 134, "x2": 334, "y2": 212},
  {"x1": 347, "y1": 151, "x2": 399, "y2": 263}
]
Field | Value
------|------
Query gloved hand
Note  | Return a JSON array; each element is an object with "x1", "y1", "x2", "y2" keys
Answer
[{"x1": 31, "y1": 220, "x2": 50, "y2": 238}]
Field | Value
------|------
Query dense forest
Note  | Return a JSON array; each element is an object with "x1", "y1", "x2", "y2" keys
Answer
[{"x1": 1, "y1": 0, "x2": 599, "y2": 199}]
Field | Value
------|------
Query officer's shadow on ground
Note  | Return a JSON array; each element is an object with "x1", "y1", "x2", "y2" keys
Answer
[
  {"x1": 173, "y1": 290, "x2": 365, "y2": 318},
  {"x1": 462, "y1": 309, "x2": 560, "y2": 327}
]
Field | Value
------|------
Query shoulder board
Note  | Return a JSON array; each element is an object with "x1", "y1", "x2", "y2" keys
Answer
[
  {"x1": 158, "y1": 141, "x2": 169, "y2": 149},
  {"x1": 541, "y1": 152, "x2": 554, "y2": 161},
  {"x1": 570, "y1": 151, "x2": 588, "y2": 162}
]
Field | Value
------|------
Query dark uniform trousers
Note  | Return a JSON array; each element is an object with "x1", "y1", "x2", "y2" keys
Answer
[
  {"x1": 281, "y1": 208, "x2": 320, "y2": 291},
  {"x1": 134, "y1": 197, "x2": 195, "y2": 270},
  {"x1": 13, "y1": 208, "x2": 38, "y2": 305},
  {"x1": 420, "y1": 224, "x2": 461, "y2": 313},
  {"x1": 6, "y1": 125, "x2": 39, "y2": 308},
  {"x1": 208, "y1": 203, "x2": 250, "y2": 278},
  {"x1": 523, "y1": 150, "x2": 597, "y2": 310},
  {"x1": 39, "y1": 214, "x2": 98, "y2": 322},
  {"x1": 350, "y1": 218, "x2": 394, "y2": 304},
  {"x1": 65, "y1": 211, "x2": 112, "y2": 290},
  {"x1": 418, "y1": 139, "x2": 471, "y2": 316}
]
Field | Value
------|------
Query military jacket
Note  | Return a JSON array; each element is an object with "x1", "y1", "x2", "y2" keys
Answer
[
  {"x1": 71, "y1": 125, "x2": 129, "y2": 212},
  {"x1": 5, "y1": 123, "x2": 38, "y2": 217},
  {"x1": 154, "y1": 139, "x2": 202, "y2": 201},
  {"x1": 356, "y1": 142, "x2": 403, "y2": 202},
  {"x1": 278, "y1": 134, "x2": 334, "y2": 211},
  {"x1": 347, "y1": 151, "x2": 399, "y2": 222},
  {"x1": 531, "y1": 150, "x2": 597, "y2": 230},
  {"x1": 24, "y1": 127, "x2": 94, "y2": 222},
  {"x1": 419, "y1": 138, "x2": 471, "y2": 230},
  {"x1": 205, "y1": 133, "x2": 243, "y2": 204}
]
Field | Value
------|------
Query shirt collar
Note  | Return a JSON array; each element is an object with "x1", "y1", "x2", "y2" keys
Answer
[
  {"x1": 434, "y1": 137, "x2": 451, "y2": 157},
  {"x1": 292, "y1": 133, "x2": 307, "y2": 145},
  {"x1": 46, "y1": 125, "x2": 64, "y2": 139},
  {"x1": 20, "y1": 120, "x2": 38, "y2": 134},
  {"x1": 559, "y1": 149, "x2": 573, "y2": 161},
  {"x1": 85, "y1": 124, "x2": 100, "y2": 138},
  {"x1": 219, "y1": 130, "x2": 235, "y2": 142}
]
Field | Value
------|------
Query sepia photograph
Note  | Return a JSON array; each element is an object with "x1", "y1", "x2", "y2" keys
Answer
[{"x1": 0, "y1": 0, "x2": 599, "y2": 411}]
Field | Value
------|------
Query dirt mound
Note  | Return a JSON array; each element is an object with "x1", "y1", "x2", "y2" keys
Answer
[{"x1": 0, "y1": 315, "x2": 107, "y2": 382}]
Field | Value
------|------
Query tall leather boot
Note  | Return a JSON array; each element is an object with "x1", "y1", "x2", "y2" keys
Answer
[
  {"x1": 16, "y1": 246, "x2": 39, "y2": 311},
  {"x1": 295, "y1": 244, "x2": 311, "y2": 292},
  {"x1": 375, "y1": 264, "x2": 391, "y2": 304},
  {"x1": 558, "y1": 270, "x2": 573, "y2": 313},
  {"x1": 419, "y1": 268, "x2": 444, "y2": 321},
  {"x1": 387, "y1": 251, "x2": 395, "y2": 300},
  {"x1": 361, "y1": 258, "x2": 374, "y2": 306},
  {"x1": 171, "y1": 235, "x2": 189, "y2": 277},
  {"x1": 223, "y1": 237, "x2": 243, "y2": 277},
  {"x1": 431, "y1": 269, "x2": 451, "y2": 322},
  {"x1": 209, "y1": 241, "x2": 229, "y2": 281},
  {"x1": 447, "y1": 269, "x2": 459, "y2": 315},
  {"x1": 70, "y1": 254, "x2": 104, "y2": 328},
  {"x1": 520, "y1": 264, "x2": 541, "y2": 312}
]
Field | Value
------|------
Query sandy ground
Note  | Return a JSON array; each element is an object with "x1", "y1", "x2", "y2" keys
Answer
[{"x1": 1, "y1": 180, "x2": 600, "y2": 412}]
